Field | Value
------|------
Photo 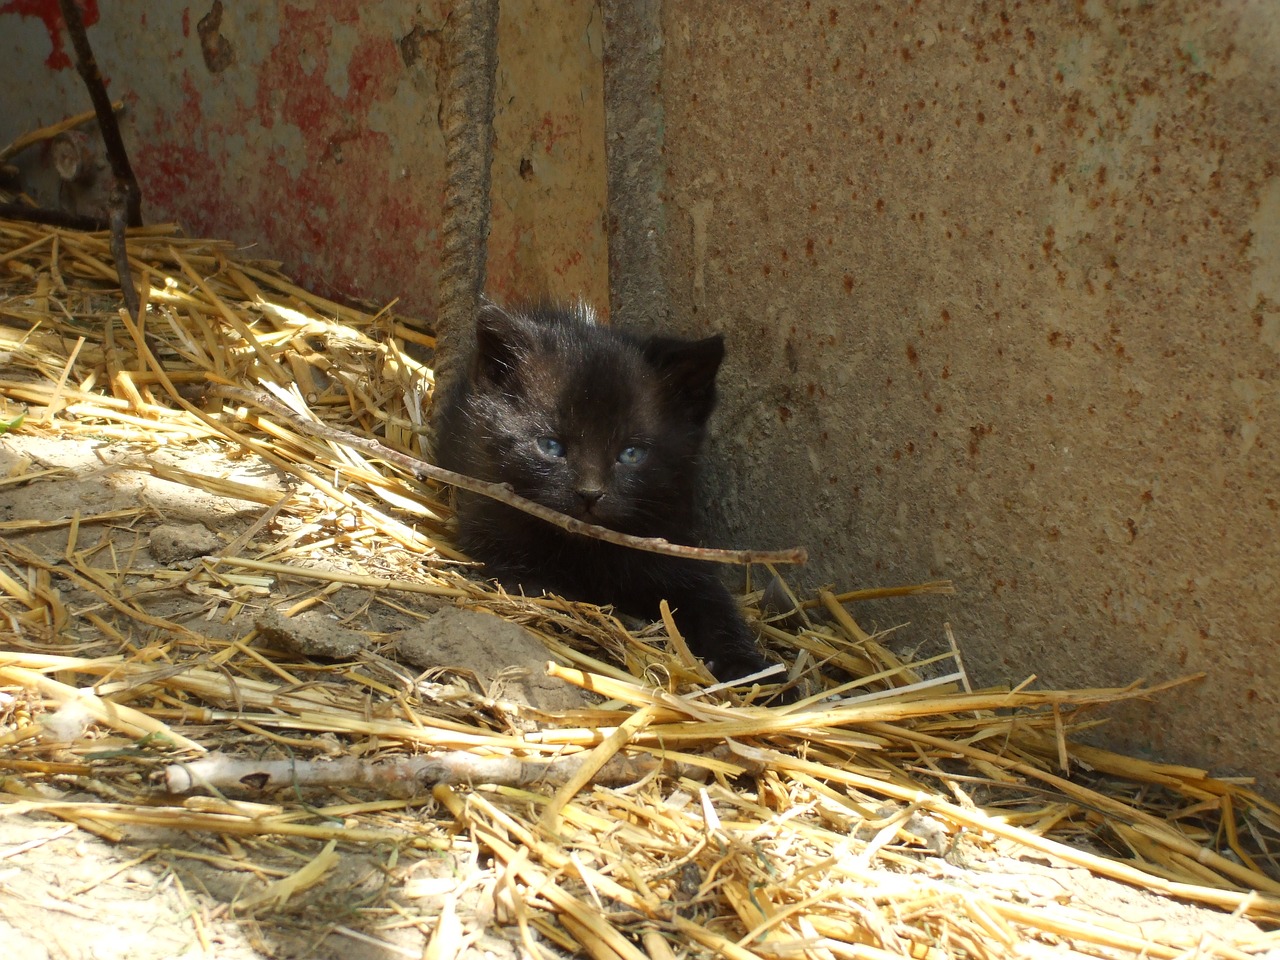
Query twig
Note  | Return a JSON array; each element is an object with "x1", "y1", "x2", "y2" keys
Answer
[
  {"x1": 0, "y1": 102, "x2": 122, "y2": 164},
  {"x1": 210, "y1": 384, "x2": 809, "y2": 566},
  {"x1": 107, "y1": 181, "x2": 140, "y2": 320},
  {"x1": 162, "y1": 748, "x2": 720, "y2": 795},
  {"x1": 58, "y1": 1, "x2": 141, "y2": 228},
  {"x1": 58, "y1": 0, "x2": 142, "y2": 320}
]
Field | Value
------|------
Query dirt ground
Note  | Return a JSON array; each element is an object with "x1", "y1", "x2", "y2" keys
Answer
[
  {"x1": 0, "y1": 433, "x2": 567, "y2": 959},
  {"x1": 2, "y1": 430, "x2": 1276, "y2": 958}
]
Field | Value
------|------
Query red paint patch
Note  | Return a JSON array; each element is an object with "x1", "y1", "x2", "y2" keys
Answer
[
  {"x1": 534, "y1": 112, "x2": 579, "y2": 156},
  {"x1": 1, "y1": 0, "x2": 99, "y2": 69},
  {"x1": 130, "y1": 0, "x2": 457, "y2": 314}
]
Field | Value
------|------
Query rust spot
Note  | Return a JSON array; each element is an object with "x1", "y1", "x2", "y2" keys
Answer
[
  {"x1": 197, "y1": 0, "x2": 235, "y2": 73},
  {"x1": 399, "y1": 21, "x2": 440, "y2": 67},
  {"x1": 778, "y1": 406, "x2": 791, "y2": 423},
  {"x1": 968, "y1": 422, "x2": 992, "y2": 456},
  {"x1": 805, "y1": 237, "x2": 815, "y2": 257},
  {"x1": 906, "y1": 343, "x2": 919, "y2": 365},
  {"x1": 940, "y1": 308, "x2": 950, "y2": 323},
  {"x1": 842, "y1": 275, "x2": 854, "y2": 293}
]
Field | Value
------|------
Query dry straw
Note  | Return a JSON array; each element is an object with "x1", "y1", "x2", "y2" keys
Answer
[{"x1": 2, "y1": 216, "x2": 1279, "y2": 957}]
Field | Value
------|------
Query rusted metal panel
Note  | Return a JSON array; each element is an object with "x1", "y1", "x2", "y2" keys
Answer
[{"x1": 0, "y1": 0, "x2": 608, "y2": 317}]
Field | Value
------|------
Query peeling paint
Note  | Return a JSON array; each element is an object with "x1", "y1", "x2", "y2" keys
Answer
[
  {"x1": 0, "y1": 0, "x2": 605, "y2": 316},
  {"x1": 0, "y1": 0, "x2": 99, "y2": 69}
]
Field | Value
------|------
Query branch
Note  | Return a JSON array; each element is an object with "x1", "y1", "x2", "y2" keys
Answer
[
  {"x1": 58, "y1": 0, "x2": 142, "y2": 320},
  {"x1": 162, "y1": 748, "x2": 735, "y2": 795},
  {"x1": 0, "y1": 102, "x2": 122, "y2": 165},
  {"x1": 106, "y1": 180, "x2": 141, "y2": 320},
  {"x1": 210, "y1": 384, "x2": 809, "y2": 566},
  {"x1": 58, "y1": 0, "x2": 141, "y2": 227}
]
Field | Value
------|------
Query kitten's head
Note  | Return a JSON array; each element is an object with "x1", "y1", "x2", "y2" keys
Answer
[{"x1": 465, "y1": 302, "x2": 724, "y2": 537}]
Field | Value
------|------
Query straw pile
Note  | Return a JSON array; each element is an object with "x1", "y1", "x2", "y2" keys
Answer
[{"x1": 2, "y1": 216, "x2": 1279, "y2": 959}]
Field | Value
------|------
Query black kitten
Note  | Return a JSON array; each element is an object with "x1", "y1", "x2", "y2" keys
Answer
[{"x1": 433, "y1": 302, "x2": 770, "y2": 683}]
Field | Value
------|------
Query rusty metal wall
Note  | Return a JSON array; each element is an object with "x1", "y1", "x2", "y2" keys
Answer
[
  {"x1": 0, "y1": 0, "x2": 607, "y2": 316},
  {"x1": 611, "y1": 2, "x2": 1280, "y2": 794}
]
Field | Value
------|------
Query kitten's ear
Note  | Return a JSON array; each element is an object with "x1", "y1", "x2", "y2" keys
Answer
[
  {"x1": 644, "y1": 334, "x2": 725, "y2": 423},
  {"x1": 472, "y1": 304, "x2": 534, "y2": 390}
]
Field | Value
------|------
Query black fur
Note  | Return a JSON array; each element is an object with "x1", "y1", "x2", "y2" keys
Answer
[{"x1": 433, "y1": 302, "x2": 768, "y2": 682}]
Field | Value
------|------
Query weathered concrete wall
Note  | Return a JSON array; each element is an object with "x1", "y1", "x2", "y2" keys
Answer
[
  {"x1": 615, "y1": 2, "x2": 1280, "y2": 791},
  {"x1": 0, "y1": 0, "x2": 607, "y2": 315}
]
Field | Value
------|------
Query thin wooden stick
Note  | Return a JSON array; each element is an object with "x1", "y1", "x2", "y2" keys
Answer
[
  {"x1": 0, "y1": 103, "x2": 121, "y2": 163},
  {"x1": 57, "y1": 0, "x2": 141, "y2": 228},
  {"x1": 57, "y1": 0, "x2": 143, "y2": 320},
  {"x1": 210, "y1": 384, "x2": 808, "y2": 566}
]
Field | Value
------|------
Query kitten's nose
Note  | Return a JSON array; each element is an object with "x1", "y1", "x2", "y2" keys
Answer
[{"x1": 576, "y1": 487, "x2": 604, "y2": 509}]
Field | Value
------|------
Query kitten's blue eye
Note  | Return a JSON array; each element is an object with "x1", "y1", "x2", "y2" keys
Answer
[
  {"x1": 617, "y1": 445, "x2": 647, "y2": 465},
  {"x1": 537, "y1": 436, "x2": 565, "y2": 458}
]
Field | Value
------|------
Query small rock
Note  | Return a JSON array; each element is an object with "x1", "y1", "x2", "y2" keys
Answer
[
  {"x1": 255, "y1": 607, "x2": 368, "y2": 659},
  {"x1": 393, "y1": 606, "x2": 589, "y2": 713},
  {"x1": 148, "y1": 522, "x2": 220, "y2": 562}
]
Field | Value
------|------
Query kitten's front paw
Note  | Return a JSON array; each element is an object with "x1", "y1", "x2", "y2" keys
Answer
[
  {"x1": 704, "y1": 650, "x2": 797, "y2": 703},
  {"x1": 704, "y1": 648, "x2": 774, "y2": 685}
]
